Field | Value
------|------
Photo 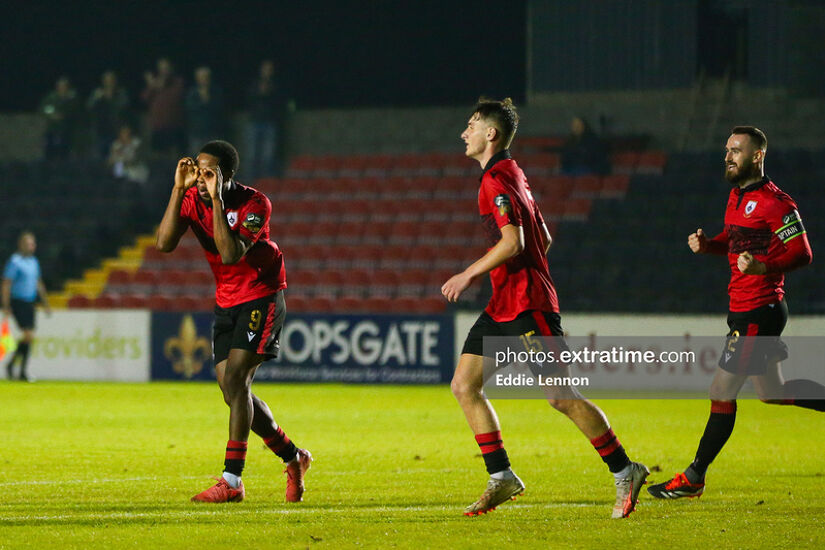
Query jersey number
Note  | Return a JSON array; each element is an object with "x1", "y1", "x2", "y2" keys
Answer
[
  {"x1": 520, "y1": 330, "x2": 544, "y2": 353},
  {"x1": 249, "y1": 310, "x2": 262, "y2": 331}
]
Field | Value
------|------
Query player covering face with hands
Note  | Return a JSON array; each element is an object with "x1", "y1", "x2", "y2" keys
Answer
[{"x1": 158, "y1": 141, "x2": 311, "y2": 504}]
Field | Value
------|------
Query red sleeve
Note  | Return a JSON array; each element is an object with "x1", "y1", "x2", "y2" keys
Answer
[
  {"x1": 237, "y1": 193, "x2": 271, "y2": 244},
  {"x1": 179, "y1": 189, "x2": 194, "y2": 222},
  {"x1": 705, "y1": 228, "x2": 729, "y2": 255},
  {"x1": 481, "y1": 174, "x2": 521, "y2": 229},
  {"x1": 763, "y1": 203, "x2": 812, "y2": 274}
]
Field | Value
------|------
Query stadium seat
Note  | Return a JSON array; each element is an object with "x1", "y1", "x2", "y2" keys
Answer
[
  {"x1": 120, "y1": 294, "x2": 149, "y2": 308},
  {"x1": 147, "y1": 295, "x2": 174, "y2": 311},
  {"x1": 397, "y1": 269, "x2": 430, "y2": 297},
  {"x1": 563, "y1": 198, "x2": 593, "y2": 221},
  {"x1": 600, "y1": 175, "x2": 631, "y2": 198},
  {"x1": 305, "y1": 296, "x2": 333, "y2": 312},
  {"x1": 362, "y1": 295, "x2": 393, "y2": 313},
  {"x1": 105, "y1": 269, "x2": 132, "y2": 294},
  {"x1": 316, "y1": 270, "x2": 345, "y2": 298},
  {"x1": 341, "y1": 269, "x2": 372, "y2": 297},
  {"x1": 287, "y1": 295, "x2": 309, "y2": 312},
  {"x1": 370, "y1": 270, "x2": 399, "y2": 297},
  {"x1": 67, "y1": 295, "x2": 92, "y2": 308},
  {"x1": 131, "y1": 270, "x2": 160, "y2": 295},
  {"x1": 334, "y1": 295, "x2": 362, "y2": 313},
  {"x1": 93, "y1": 294, "x2": 119, "y2": 309},
  {"x1": 388, "y1": 221, "x2": 419, "y2": 245},
  {"x1": 571, "y1": 175, "x2": 603, "y2": 198},
  {"x1": 348, "y1": 244, "x2": 383, "y2": 270},
  {"x1": 379, "y1": 246, "x2": 411, "y2": 270}
]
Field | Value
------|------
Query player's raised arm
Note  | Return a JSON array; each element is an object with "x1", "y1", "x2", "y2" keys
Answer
[
  {"x1": 156, "y1": 157, "x2": 196, "y2": 252},
  {"x1": 204, "y1": 165, "x2": 252, "y2": 265},
  {"x1": 442, "y1": 223, "x2": 524, "y2": 303}
]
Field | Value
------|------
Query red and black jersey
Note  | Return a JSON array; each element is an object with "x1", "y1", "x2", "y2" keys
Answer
[
  {"x1": 179, "y1": 182, "x2": 286, "y2": 308},
  {"x1": 478, "y1": 150, "x2": 559, "y2": 321},
  {"x1": 707, "y1": 177, "x2": 811, "y2": 312}
]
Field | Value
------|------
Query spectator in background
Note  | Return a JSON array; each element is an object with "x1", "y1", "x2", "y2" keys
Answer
[
  {"x1": 142, "y1": 57, "x2": 185, "y2": 155},
  {"x1": 245, "y1": 60, "x2": 289, "y2": 178},
  {"x1": 3, "y1": 231, "x2": 50, "y2": 382},
  {"x1": 87, "y1": 70, "x2": 131, "y2": 160},
  {"x1": 40, "y1": 76, "x2": 79, "y2": 160},
  {"x1": 560, "y1": 116, "x2": 609, "y2": 175},
  {"x1": 108, "y1": 124, "x2": 149, "y2": 184},
  {"x1": 185, "y1": 66, "x2": 224, "y2": 155}
]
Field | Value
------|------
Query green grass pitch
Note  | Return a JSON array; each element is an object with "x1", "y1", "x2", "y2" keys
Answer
[{"x1": 0, "y1": 381, "x2": 822, "y2": 549}]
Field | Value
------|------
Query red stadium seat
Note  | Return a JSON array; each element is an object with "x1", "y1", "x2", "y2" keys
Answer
[
  {"x1": 105, "y1": 269, "x2": 133, "y2": 294},
  {"x1": 362, "y1": 296, "x2": 393, "y2": 313},
  {"x1": 387, "y1": 221, "x2": 419, "y2": 245},
  {"x1": 600, "y1": 174, "x2": 631, "y2": 198},
  {"x1": 563, "y1": 198, "x2": 593, "y2": 221},
  {"x1": 636, "y1": 151, "x2": 667, "y2": 174},
  {"x1": 286, "y1": 295, "x2": 309, "y2": 312},
  {"x1": 348, "y1": 244, "x2": 383, "y2": 270},
  {"x1": 120, "y1": 294, "x2": 149, "y2": 308},
  {"x1": 341, "y1": 269, "x2": 372, "y2": 297},
  {"x1": 131, "y1": 270, "x2": 160, "y2": 294},
  {"x1": 379, "y1": 246, "x2": 410, "y2": 270},
  {"x1": 305, "y1": 296, "x2": 333, "y2": 313},
  {"x1": 571, "y1": 175, "x2": 603, "y2": 198},
  {"x1": 147, "y1": 295, "x2": 174, "y2": 311},
  {"x1": 316, "y1": 270, "x2": 345, "y2": 298},
  {"x1": 397, "y1": 269, "x2": 430, "y2": 297},
  {"x1": 93, "y1": 294, "x2": 119, "y2": 309},
  {"x1": 369, "y1": 270, "x2": 399, "y2": 298},
  {"x1": 67, "y1": 294, "x2": 92, "y2": 308},
  {"x1": 333, "y1": 295, "x2": 362, "y2": 313}
]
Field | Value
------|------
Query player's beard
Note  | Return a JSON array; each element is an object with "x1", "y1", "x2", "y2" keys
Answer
[{"x1": 724, "y1": 158, "x2": 759, "y2": 185}]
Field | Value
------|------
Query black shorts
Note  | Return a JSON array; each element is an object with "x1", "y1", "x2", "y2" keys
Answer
[
  {"x1": 718, "y1": 300, "x2": 789, "y2": 376},
  {"x1": 213, "y1": 291, "x2": 285, "y2": 365},
  {"x1": 10, "y1": 299, "x2": 35, "y2": 330},
  {"x1": 462, "y1": 309, "x2": 566, "y2": 357}
]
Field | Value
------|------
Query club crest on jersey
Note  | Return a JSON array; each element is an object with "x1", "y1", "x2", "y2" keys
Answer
[
  {"x1": 242, "y1": 212, "x2": 263, "y2": 233},
  {"x1": 226, "y1": 211, "x2": 238, "y2": 227},
  {"x1": 494, "y1": 194, "x2": 512, "y2": 217},
  {"x1": 744, "y1": 200, "x2": 757, "y2": 217}
]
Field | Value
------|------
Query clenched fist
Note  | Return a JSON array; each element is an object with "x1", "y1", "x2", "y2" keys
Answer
[
  {"x1": 688, "y1": 228, "x2": 708, "y2": 254},
  {"x1": 737, "y1": 251, "x2": 766, "y2": 275}
]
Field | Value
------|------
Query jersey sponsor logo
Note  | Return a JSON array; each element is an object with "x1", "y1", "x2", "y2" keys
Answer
[
  {"x1": 494, "y1": 194, "x2": 512, "y2": 217},
  {"x1": 727, "y1": 225, "x2": 771, "y2": 255},
  {"x1": 744, "y1": 200, "x2": 758, "y2": 217},
  {"x1": 226, "y1": 210, "x2": 238, "y2": 227},
  {"x1": 247, "y1": 331, "x2": 256, "y2": 342},
  {"x1": 242, "y1": 212, "x2": 264, "y2": 234},
  {"x1": 776, "y1": 209, "x2": 806, "y2": 243}
]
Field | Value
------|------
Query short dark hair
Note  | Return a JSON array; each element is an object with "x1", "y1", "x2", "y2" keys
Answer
[
  {"x1": 200, "y1": 140, "x2": 239, "y2": 178},
  {"x1": 731, "y1": 126, "x2": 767, "y2": 151},
  {"x1": 473, "y1": 97, "x2": 519, "y2": 149}
]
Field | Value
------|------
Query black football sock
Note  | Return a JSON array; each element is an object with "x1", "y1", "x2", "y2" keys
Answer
[
  {"x1": 16, "y1": 341, "x2": 30, "y2": 380},
  {"x1": 224, "y1": 440, "x2": 248, "y2": 478},
  {"x1": 782, "y1": 379, "x2": 825, "y2": 412},
  {"x1": 590, "y1": 428, "x2": 632, "y2": 474},
  {"x1": 688, "y1": 400, "x2": 736, "y2": 482},
  {"x1": 476, "y1": 431, "x2": 510, "y2": 474}
]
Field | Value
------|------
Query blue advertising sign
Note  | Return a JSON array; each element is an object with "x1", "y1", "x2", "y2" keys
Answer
[
  {"x1": 151, "y1": 312, "x2": 454, "y2": 383},
  {"x1": 152, "y1": 312, "x2": 214, "y2": 381}
]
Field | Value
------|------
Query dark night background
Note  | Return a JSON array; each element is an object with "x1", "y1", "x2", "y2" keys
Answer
[{"x1": 0, "y1": 0, "x2": 527, "y2": 112}]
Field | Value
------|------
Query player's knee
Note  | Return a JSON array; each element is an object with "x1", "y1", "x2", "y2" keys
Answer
[
  {"x1": 546, "y1": 397, "x2": 573, "y2": 414},
  {"x1": 451, "y1": 376, "x2": 480, "y2": 401}
]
